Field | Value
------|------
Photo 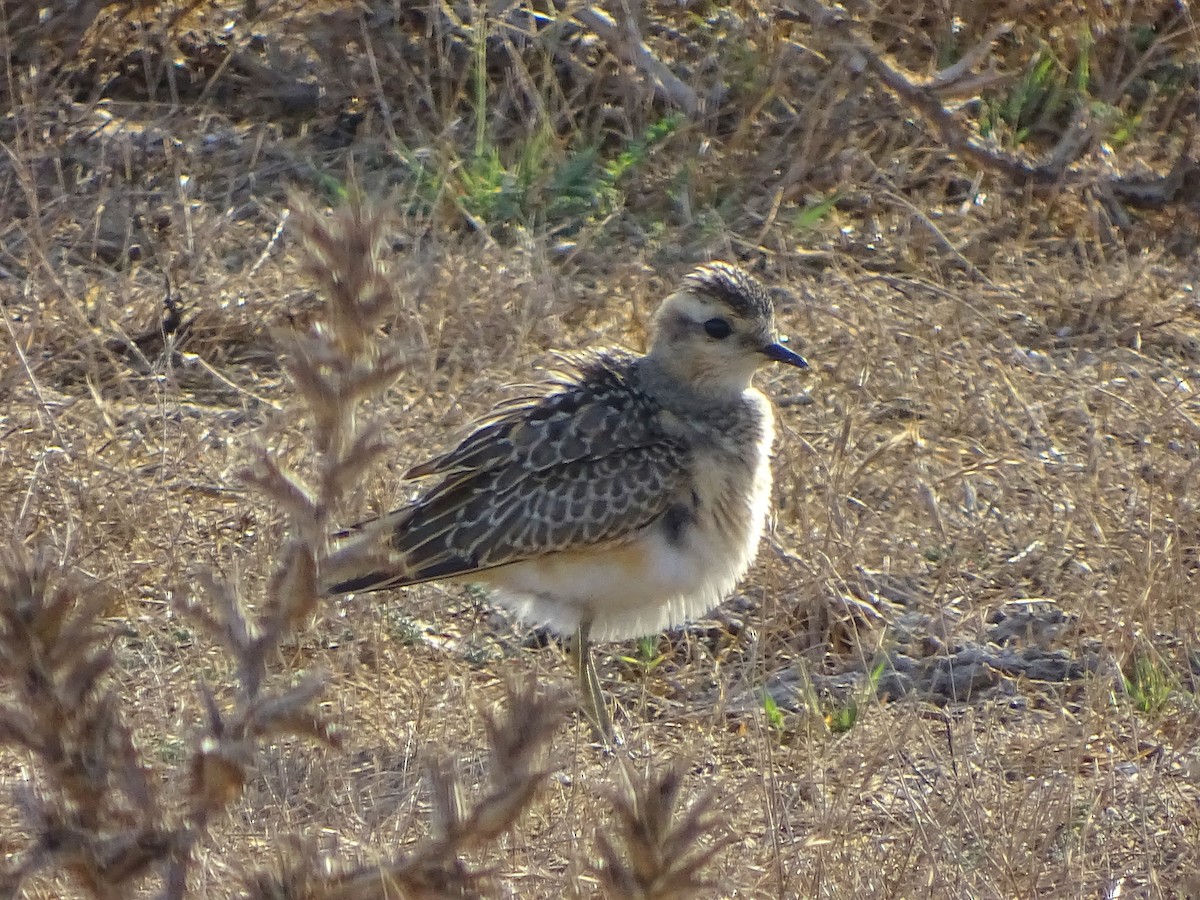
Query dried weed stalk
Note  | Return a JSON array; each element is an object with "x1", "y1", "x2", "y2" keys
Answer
[
  {"x1": 596, "y1": 765, "x2": 734, "y2": 900},
  {"x1": 0, "y1": 549, "x2": 172, "y2": 898},
  {"x1": 165, "y1": 195, "x2": 409, "y2": 896},
  {"x1": 245, "y1": 680, "x2": 565, "y2": 900},
  {"x1": 0, "y1": 196, "x2": 563, "y2": 897}
]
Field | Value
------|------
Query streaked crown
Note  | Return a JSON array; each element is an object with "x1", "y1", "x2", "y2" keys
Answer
[{"x1": 682, "y1": 261, "x2": 773, "y2": 321}]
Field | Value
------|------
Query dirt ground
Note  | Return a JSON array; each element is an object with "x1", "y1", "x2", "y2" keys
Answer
[{"x1": 2, "y1": 2, "x2": 1200, "y2": 897}]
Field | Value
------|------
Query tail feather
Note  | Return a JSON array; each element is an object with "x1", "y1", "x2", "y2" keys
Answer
[{"x1": 326, "y1": 552, "x2": 488, "y2": 594}]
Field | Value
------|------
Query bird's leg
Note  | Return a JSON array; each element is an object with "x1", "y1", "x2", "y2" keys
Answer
[{"x1": 573, "y1": 620, "x2": 613, "y2": 744}]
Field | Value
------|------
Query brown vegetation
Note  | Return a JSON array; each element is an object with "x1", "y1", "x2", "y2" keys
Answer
[{"x1": 2, "y1": 1, "x2": 1199, "y2": 896}]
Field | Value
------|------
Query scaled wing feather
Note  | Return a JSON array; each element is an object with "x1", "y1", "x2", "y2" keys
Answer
[{"x1": 333, "y1": 350, "x2": 688, "y2": 591}]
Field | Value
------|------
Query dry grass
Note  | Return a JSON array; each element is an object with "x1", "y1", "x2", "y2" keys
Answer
[{"x1": 2, "y1": 1, "x2": 1200, "y2": 897}]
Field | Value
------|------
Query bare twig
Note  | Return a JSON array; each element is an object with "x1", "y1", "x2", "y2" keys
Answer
[
  {"x1": 570, "y1": 4, "x2": 701, "y2": 115},
  {"x1": 786, "y1": 0, "x2": 1199, "y2": 208}
]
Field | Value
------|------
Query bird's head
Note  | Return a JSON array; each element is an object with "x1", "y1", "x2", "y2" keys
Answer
[{"x1": 647, "y1": 262, "x2": 807, "y2": 399}]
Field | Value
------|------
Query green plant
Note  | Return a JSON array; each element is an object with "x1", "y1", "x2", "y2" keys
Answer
[
  {"x1": 1123, "y1": 653, "x2": 1173, "y2": 714},
  {"x1": 310, "y1": 170, "x2": 349, "y2": 205},
  {"x1": 824, "y1": 695, "x2": 859, "y2": 734},
  {"x1": 825, "y1": 660, "x2": 886, "y2": 734},
  {"x1": 762, "y1": 691, "x2": 786, "y2": 731},
  {"x1": 978, "y1": 27, "x2": 1093, "y2": 145},
  {"x1": 454, "y1": 113, "x2": 684, "y2": 231},
  {"x1": 445, "y1": 9, "x2": 688, "y2": 232},
  {"x1": 619, "y1": 635, "x2": 670, "y2": 675},
  {"x1": 792, "y1": 192, "x2": 842, "y2": 231},
  {"x1": 458, "y1": 144, "x2": 529, "y2": 225},
  {"x1": 384, "y1": 610, "x2": 425, "y2": 647},
  {"x1": 606, "y1": 114, "x2": 684, "y2": 182}
]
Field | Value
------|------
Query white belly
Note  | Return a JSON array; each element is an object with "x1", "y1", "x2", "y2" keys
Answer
[{"x1": 479, "y1": 425, "x2": 774, "y2": 641}]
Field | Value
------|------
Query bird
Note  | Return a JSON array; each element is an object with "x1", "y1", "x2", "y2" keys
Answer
[{"x1": 323, "y1": 261, "x2": 808, "y2": 741}]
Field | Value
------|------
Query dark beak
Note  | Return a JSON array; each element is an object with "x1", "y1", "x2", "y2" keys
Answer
[{"x1": 761, "y1": 340, "x2": 808, "y2": 369}]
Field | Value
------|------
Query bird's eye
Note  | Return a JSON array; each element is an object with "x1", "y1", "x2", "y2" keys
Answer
[{"x1": 704, "y1": 318, "x2": 732, "y2": 340}]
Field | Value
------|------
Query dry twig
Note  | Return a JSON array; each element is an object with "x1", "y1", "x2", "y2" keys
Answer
[
  {"x1": 787, "y1": 0, "x2": 1199, "y2": 208},
  {"x1": 0, "y1": 549, "x2": 173, "y2": 897},
  {"x1": 0, "y1": 193, "x2": 567, "y2": 897},
  {"x1": 570, "y1": 4, "x2": 701, "y2": 115}
]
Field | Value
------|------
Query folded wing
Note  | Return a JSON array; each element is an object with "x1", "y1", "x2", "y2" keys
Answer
[{"x1": 327, "y1": 351, "x2": 688, "y2": 593}]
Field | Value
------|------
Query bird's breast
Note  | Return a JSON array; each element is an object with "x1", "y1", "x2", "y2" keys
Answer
[{"x1": 676, "y1": 387, "x2": 775, "y2": 540}]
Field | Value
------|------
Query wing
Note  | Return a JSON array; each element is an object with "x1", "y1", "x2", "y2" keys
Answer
[
  {"x1": 404, "y1": 350, "x2": 662, "y2": 485},
  {"x1": 392, "y1": 441, "x2": 687, "y2": 581},
  {"x1": 327, "y1": 351, "x2": 689, "y2": 592}
]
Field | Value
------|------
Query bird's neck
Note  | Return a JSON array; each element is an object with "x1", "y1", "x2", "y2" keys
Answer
[{"x1": 638, "y1": 352, "x2": 755, "y2": 409}]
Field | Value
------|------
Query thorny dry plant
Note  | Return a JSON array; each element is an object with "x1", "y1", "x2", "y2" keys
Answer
[
  {"x1": 242, "y1": 680, "x2": 565, "y2": 900},
  {"x1": 0, "y1": 549, "x2": 173, "y2": 898},
  {"x1": 0, "y1": 542, "x2": 567, "y2": 899},
  {"x1": 596, "y1": 765, "x2": 735, "y2": 900},
  {"x1": 1, "y1": 194, "x2": 731, "y2": 897},
  {"x1": 0, "y1": 197, "x2": 393, "y2": 895},
  {"x1": 0, "y1": 199, "x2": 576, "y2": 898}
]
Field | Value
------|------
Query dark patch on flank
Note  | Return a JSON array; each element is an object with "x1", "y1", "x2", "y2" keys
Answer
[{"x1": 661, "y1": 502, "x2": 695, "y2": 546}]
